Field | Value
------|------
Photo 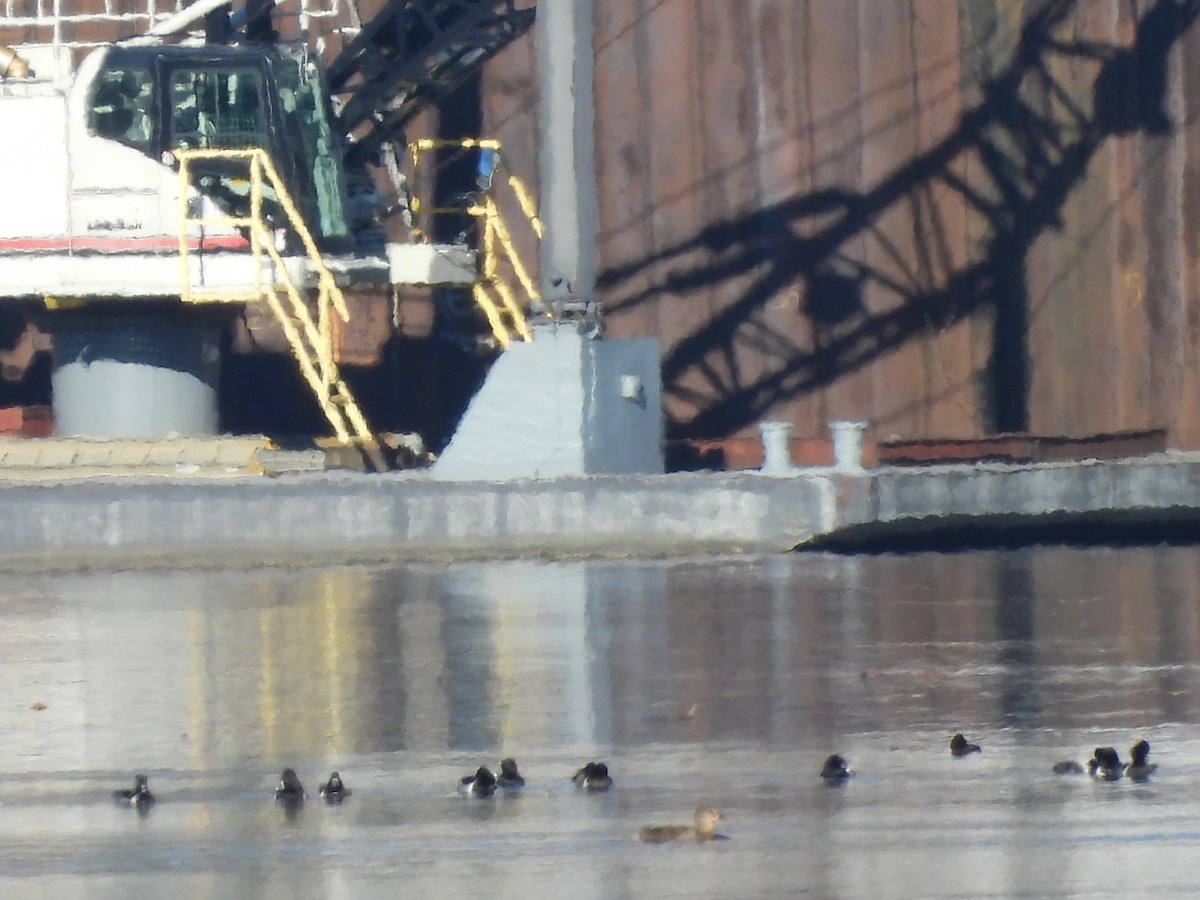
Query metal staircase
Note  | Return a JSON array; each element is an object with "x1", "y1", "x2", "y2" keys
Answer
[
  {"x1": 406, "y1": 137, "x2": 540, "y2": 348},
  {"x1": 176, "y1": 147, "x2": 387, "y2": 470}
]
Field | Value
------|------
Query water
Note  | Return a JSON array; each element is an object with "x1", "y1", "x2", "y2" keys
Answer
[{"x1": 2, "y1": 547, "x2": 1200, "y2": 898}]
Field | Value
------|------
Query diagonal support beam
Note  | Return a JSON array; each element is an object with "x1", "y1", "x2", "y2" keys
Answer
[{"x1": 330, "y1": 0, "x2": 535, "y2": 165}]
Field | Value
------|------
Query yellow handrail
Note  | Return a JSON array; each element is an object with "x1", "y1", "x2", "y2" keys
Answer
[
  {"x1": 175, "y1": 147, "x2": 380, "y2": 459},
  {"x1": 406, "y1": 138, "x2": 541, "y2": 348}
]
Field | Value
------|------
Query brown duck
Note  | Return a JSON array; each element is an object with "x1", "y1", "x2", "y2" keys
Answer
[{"x1": 638, "y1": 806, "x2": 724, "y2": 844}]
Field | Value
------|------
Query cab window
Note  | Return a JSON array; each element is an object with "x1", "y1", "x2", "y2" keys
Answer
[
  {"x1": 90, "y1": 67, "x2": 154, "y2": 148},
  {"x1": 169, "y1": 68, "x2": 267, "y2": 151}
]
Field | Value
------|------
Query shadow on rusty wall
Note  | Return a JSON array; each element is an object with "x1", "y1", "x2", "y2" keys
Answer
[{"x1": 599, "y1": 0, "x2": 1200, "y2": 455}]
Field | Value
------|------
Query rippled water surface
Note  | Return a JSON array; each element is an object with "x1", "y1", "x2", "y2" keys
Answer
[{"x1": 3, "y1": 547, "x2": 1200, "y2": 898}]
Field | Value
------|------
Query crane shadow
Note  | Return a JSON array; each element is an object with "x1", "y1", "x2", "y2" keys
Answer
[{"x1": 598, "y1": 0, "x2": 1200, "y2": 454}]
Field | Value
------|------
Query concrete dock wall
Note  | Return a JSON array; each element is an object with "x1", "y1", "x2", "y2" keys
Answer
[
  {"x1": 0, "y1": 471, "x2": 835, "y2": 570},
  {"x1": 3, "y1": 452, "x2": 1199, "y2": 571}
]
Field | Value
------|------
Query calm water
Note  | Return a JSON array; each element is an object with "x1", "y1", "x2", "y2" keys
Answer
[{"x1": 2, "y1": 547, "x2": 1200, "y2": 898}]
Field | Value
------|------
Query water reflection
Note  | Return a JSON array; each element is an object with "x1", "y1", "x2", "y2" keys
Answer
[{"x1": 3, "y1": 547, "x2": 1200, "y2": 895}]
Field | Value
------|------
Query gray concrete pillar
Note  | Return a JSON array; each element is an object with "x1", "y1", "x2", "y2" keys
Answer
[
  {"x1": 535, "y1": 0, "x2": 597, "y2": 306},
  {"x1": 48, "y1": 307, "x2": 222, "y2": 438}
]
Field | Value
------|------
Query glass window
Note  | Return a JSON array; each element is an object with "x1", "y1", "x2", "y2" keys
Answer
[
  {"x1": 275, "y1": 58, "x2": 348, "y2": 241},
  {"x1": 90, "y1": 67, "x2": 154, "y2": 149},
  {"x1": 169, "y1": 68, "x2": 266, "y2": 151},
  {"x1": 169, "y1": 67, "x2": 280, "y2": 225}
]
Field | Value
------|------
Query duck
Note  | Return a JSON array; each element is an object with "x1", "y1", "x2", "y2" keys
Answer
[
  {"x1": 950, "y1": 733, "x2": 982, "y2": 757},
  {"x1": 496, "y1": 757, "x2": 525, "y2": 789},
  {"x1": 819, "y1": 754, "x2": 853, "y2": 782},
  {"x1": 318, "y1": 771, "x2": 350, "y2": 803},
  {"x1": 1087, "y1": 746, "x2": 1125, "y2": 781},
  {"x1": 638, "y1": 806, "x2": 724, "y2": 844},
  {"x1": 1127, "y1": 739, "x2": 1157, "y2": 782},
  {"x1": 572, "y1": 761, "x2": 612, "y2": 791},
  {"x1": 112, "y1": 773, "x2": 155, "y2": 810},
  {"x1": 275, "y1": 768, "x2": 307, "y2": 806},
  {"x1": 459, "y1": 766, "x2": 497, "y2": 798},
  {"x1": 1052, "y1": 760, "x2": 1085, "y2": 774}
]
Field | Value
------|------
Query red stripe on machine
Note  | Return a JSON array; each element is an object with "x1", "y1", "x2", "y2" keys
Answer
[{"x1": 0, "y1": 235, "x2": 250, "y2": 253}]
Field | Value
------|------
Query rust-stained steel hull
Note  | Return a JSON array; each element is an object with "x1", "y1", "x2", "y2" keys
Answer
[{"x1": 486, "y1": 0, "x2": 1200, "y2": 460}]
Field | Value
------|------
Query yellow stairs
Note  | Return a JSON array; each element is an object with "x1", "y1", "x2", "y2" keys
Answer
[
  {"x1": 175, "y1": 148, "x2": 387, "y2": 471},
  {"x1": 408, "y1": 138, "x2": 541, "y2": 349}
]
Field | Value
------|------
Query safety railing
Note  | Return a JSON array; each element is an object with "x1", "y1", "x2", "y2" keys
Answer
[
  {"x1": 175, "y1": 146, "x2": 383, "y2": 468},
  {"x1": 407, "y1": 137, "x2": 541, "y2": 349}
]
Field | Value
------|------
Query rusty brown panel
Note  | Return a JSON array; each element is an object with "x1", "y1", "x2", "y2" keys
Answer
[
  {"x1": 635, "y1": 1, "x2": 713, "y2": 435},
  {"x1": 910, "y1": 0, "x2": 976, "y2": 439},
  {"x1": 588, "y1": 0, "x2": 1200, "y2": 450},
  {"x1": 688, "y1": 1, "x2": 766, "y2": 434},
  {"x1": 1108, "y1": 5, "x2": 1154, "y2": 437},
  {"x1": 959, "y1": 0, "x2": 1020, "y2": 435},
  {"x1": 801, "y1": 0, "x2": 871, "y2": 428},
  {"x1": 1108, "y1": 140, "x2": 1156, "y2": 436},
  {"x1": 1028, "y1": 12, "x2": 1084, "y2": 436},
  {"x1": 1020, "y1": 18, "x2": 1065, "y2": 439},
  {"x1": 1140, "y1": 69, "x2": 1186, "y2": 436},
  {"x1": 1178, "y1": 22, "x2": 1200, "y2": 447},
  {"x1": 1141, "y1": 132, "x2": 1187, "y2": 435},
  {"x1": 333, "y1": 289, "x2": 392, "y2": 366},
  {"x1": 858, "y1": 0, "x2": 924, "y2": 439},
  {"x1": 1092, "y1": 2, "x2": 1147, "y2": 437},
  {"x1": 594, "y1": 0, "x2": 640, "y2": 53},
  {"x1": 594, "y1": 0, "x2": 657, "y2": 344},
  {"x1": 1049, "y1": 4, "x2": 1116, "y2": 436},
  {"x1": 1026, "y1": 227, "x2": 1064, "y2": 436},
  {"x1": 999, "y1": 0, "x2": 1132, "y2": 438},
  {"x1": 750, "y1": 0, "x2": 823, "y2": 439}
]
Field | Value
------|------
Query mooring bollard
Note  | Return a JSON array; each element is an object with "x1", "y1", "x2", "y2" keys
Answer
[
  {"x1": 759, "y1": 421, "x2": 794, "y2": 474},
  {"x1": 830, "y1": 420, "x2": 868, "y2": 472}
]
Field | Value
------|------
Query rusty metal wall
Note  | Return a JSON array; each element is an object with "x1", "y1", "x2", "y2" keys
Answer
[{"x1": 485, "y1": 0, "x2": 1200, "y2": 451}]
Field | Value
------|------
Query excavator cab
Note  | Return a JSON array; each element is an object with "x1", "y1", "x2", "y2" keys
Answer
[{"x1": 87, "y1": 42, "x2": 351, "y2": 252}]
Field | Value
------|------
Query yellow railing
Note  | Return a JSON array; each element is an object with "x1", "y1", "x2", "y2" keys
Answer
[
  {"x1": 175, "y1": 147, "x2": 383, "y2": 467},
  {"x1": 408, "y1": 138, "x2": 541, "y2": 349}
]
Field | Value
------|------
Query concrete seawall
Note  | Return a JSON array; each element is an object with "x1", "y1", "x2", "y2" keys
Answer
[{"x1": 3, "y1": 451, "x2": 1200, "y2": 571}]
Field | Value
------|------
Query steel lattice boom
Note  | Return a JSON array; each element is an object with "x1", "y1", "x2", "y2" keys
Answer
[{"x1": 330, "y1": 0, "x2": 534, "y2": 165}]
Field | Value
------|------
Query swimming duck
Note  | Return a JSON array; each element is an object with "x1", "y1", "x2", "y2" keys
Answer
[
  {"x1": 275, "y1": 768, "x2": 307, "y2": 805},
  {"x1": 319, "y1": 771, "x2": 350, "y2": 803},
  {"x1": 1052, "y1": 760, "x2": 1085, "y2": 774},
  {"x1": 112, "y1": 774, "x2": 155, "y2": 810},
  {"x1": 1087, "y1": 746, "x2": 1125, "y2": 781},
  {"x1": 1127, "y1": 739, "x2": 1157, "y2": 782},
  {"x1": 496, "y1": 757, "x2": 525, "y2": 789},
  {"x1": 572, "y1": 761, "x2": 612, "y2": 791},
  {"x1": 638, "y1": 806, "x2": 724, "y2": 844},
  {"x1": 950, "y1": 733, "x2": 982, "y2": 757},
  {"x1": 820, "y1": 754, "x2": 853, "y2": 782},
  {"x1": 459, "y1": 766, "x2": 497, "y2": 798}
]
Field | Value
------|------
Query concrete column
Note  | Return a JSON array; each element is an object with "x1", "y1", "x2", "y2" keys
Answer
[
  {"x1": 535, "y1": 0, "x2": 597, "y2": 305},
  {"x1": 48, "y1": 308, "x2": 222, "y2": 438}
]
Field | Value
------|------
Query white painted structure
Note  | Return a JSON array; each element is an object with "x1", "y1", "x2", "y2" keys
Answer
[{"x1": 0, "y1": 46, "x2": 368, "y2": 300}]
